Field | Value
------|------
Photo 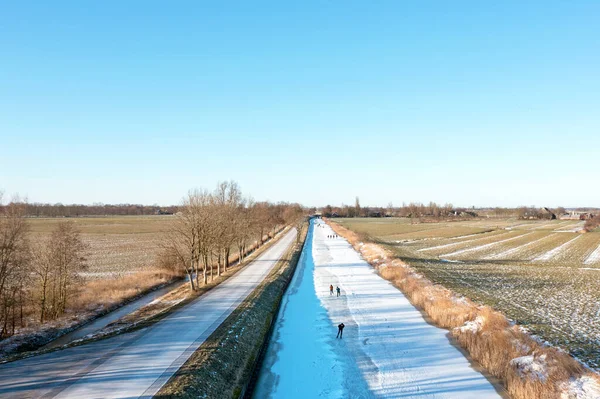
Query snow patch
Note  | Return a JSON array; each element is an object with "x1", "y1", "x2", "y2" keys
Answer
[
  {"x1": 533, "y1": 236, "x2": 581, "y2": 262},
  {"x1": 484, "y1": 234, "x2": 556, "y2": 260},
  {"x1": 561, "y1": 375, "x2": 600, "y2": 399},
  {"x1": 510, "y1": 354, "x2": 548, "y2": 382},
  {"x1": 456, "y1": 316, "x2": 485, "y2": 334},
  {"x1": 440, "y1": 232, "x2": 533, "y2": 258}
]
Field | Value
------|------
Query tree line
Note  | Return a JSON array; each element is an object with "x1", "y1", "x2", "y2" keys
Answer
[
  {"x1": 322, "y1": 199, "x2": 473, "y2": 220},
  {"x1": 0, "y1": 203, "x2": 178, "y2": 218},
  {"x1": 162, "y1": 181, "x2": 305, "y2": 291},
  {"x1": 0, "y1": 184, "x2": 305, "y2": 337},
  {"x1": 322, "y1": 198, "x2": 585, "y2": 221}
]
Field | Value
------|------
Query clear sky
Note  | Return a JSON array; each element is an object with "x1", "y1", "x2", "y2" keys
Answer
[{"x1": 1, "y1": 1, "x2": 599, "y2": 208}]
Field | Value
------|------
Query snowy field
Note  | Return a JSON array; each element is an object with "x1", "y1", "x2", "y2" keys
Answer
[
  {"x1": 337, "y1": 218, "x2": 600, "y2": 370},
  {"x1": 255, "y1": 220, "x2": 501, "y2": 398}
]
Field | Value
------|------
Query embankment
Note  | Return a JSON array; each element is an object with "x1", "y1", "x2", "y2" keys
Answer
[{"x1": 155, "y1": 223, "x2": 308, "y2": 399}]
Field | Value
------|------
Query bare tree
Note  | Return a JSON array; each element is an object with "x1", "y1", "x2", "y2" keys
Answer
[
  {"x1": 38, "y1": 222, "x2": 88, "y2": 321},
  {"x1": 0, "y1": 199, "x2": 30, "y2": 336}
]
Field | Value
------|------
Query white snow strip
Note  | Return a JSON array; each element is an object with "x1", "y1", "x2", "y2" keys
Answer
[
  {"x1": 418, "y1": 231, "x2": 513, "y2": 253},
  {"x1": 507, "y1": 223, "x2": 535, "y2": 229},
  {"x1": 484, "y1": 234, "x2": 557, "y2": 260},
  {"x1": 555, "y1": 222, "x2": 585, "y2": 233},
  {"x1": 583, "y1": 244, "x2": 600, "y2": 265},
  {"x1": 440, "y1": 232, "x2": 533, "y2": 258},
  {"x1": 449, "y1": 233, "x2": 488, "y2": 240},
  {"x1": 533, "y1": 235, "x2": 582, "y2": 262},
  {"x1": 530, "y1": 223, "x2": 559, "y2": 230},
  {"x1": 311, "y1": 221, "x2": 500, "y2": 398}
]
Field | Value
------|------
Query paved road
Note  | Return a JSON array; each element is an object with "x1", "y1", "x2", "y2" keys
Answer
[
  {"x1": 42, "y1": 280, "x2": 184, "y2": 350},
  {"x1": 0, "y1": 228, "x2": 296, "y2": 399}
]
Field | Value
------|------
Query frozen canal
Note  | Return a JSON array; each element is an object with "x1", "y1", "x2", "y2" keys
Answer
[
  {"x1": 254, "y1": 219, "x2": 501, "y2": 398},
  {"x1": 254, "y1": 219, "x2": 371, "y2": 398}
]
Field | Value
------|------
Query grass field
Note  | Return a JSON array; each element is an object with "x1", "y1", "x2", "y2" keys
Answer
[
  {"x1": 336, "y1": 217, "x2": 600, "y2": 370},
  {"x1": 28, "y1": 216, "x2": 172, "y2": 278}
]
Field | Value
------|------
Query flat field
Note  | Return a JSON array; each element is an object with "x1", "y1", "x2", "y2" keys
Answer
[
  {"x1": 336, "y1": 217, "x2": 600, "y2": 370},
  {"x1": 28, "y1": 216, "x2": 172, "y2": 279}
]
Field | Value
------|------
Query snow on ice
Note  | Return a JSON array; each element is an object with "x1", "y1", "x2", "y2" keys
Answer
[{"x1": 255, "y1": 220, "x2": 500, "y2": 398}]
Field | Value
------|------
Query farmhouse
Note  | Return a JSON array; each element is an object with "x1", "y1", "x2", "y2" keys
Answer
[{"x1": 560, "y1": 211, "x2": 595, "y2": 220}]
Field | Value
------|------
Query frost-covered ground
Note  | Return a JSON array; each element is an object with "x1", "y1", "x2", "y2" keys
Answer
[
  {"x1": 255, "y1": 220, "x2": 500, "y2": 398},
  {"x1": 339, "y1": 218, "x2": 600, "y2": 370}
]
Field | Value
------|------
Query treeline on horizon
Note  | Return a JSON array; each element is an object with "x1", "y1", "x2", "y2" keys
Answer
[
  {"x1": 0, "y1": 197, "x2": 597, "y2": 220},
  {"x1": 0, "y1": 203, "x2": 180, "y2": 217},
  {"x1": 321, "y1": 199, "x2": 599, "y2": 220}
]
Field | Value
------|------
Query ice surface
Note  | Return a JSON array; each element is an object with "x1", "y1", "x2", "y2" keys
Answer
[{"x1": 255, "y1": 220, "x2": 500, "y2": 398}]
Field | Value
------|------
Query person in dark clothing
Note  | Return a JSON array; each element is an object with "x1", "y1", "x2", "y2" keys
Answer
[
  {"x1": 336, "y1": 323, "x2": 345, "y2": 338},
  {"x1": 330, "y1": 284, "x2": 334, "y2": 295},
  {"x1": 336, "y1": 286, "x2": 341, "y2": 297}
]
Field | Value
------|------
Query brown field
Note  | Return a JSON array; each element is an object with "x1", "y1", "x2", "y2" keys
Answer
[{"x1": 28, "y1": 216, "x2": 173, "y2": 278}]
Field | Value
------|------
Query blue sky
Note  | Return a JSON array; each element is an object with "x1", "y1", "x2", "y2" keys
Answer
[{"x1": 1, "y1": 1, "x2": 599, "y2": 207}]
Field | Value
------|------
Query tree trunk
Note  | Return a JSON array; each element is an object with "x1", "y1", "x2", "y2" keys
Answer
[
  {"x1": 187, "y1": 268, "x2": 196, "y2": 291},
  {"x1": 217, "y1": 252, "x2": 221, "y2": 277}
]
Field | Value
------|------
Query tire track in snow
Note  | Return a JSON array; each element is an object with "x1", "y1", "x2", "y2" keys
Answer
[
  {"x1": 584, "y1": 244, "x2": 600, "y2": 265},
  {"x1": 533, "y1": 235, "x2": 581, "y2": 262},
  {"x1": 417, "y1": 231, "x2": 514, "y2": 253},
  {"x1": 440, "y1": 232, "x2": 533, "y2": 258},
  {"x1": 484, "y1": 234, "x2": 558, "y2": 260}
]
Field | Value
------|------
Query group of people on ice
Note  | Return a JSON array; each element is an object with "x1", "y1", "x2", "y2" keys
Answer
[
  {"x1": 317, "y1": 224, "x2": 346, "y2": 340},
  {"x1": 329, "y1": 284, "x2": 341, "y2": 297}
]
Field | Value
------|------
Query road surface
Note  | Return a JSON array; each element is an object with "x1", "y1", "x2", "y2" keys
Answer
[
  {"x1": 43, "y1": 280, "x2": 184, "y2": 350},
  {"x1": 0, "y1": 228, "x2": 296, "y2": 399}
]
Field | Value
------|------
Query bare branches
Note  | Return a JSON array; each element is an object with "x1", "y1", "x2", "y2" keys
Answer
[
  {"x1": 161, "y1": 182, "x2": 306, "y2": 291},
  {"x1": 0, "y1": 201, "x2": 30, "y2": 336},
  {"x1": 34, "y1": 222, "x2": 88, "y2": 322}
]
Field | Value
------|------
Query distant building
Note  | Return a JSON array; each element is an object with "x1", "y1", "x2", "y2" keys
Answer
[{"x1": 560, "y1": 211, "x2": 594, "y2": 220}]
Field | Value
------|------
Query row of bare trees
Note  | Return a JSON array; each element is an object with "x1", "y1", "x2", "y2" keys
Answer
[
  {"x1": 0, "y1": 194, "x2": 88, "y2": 336},
  {"x1": 0, "y1": 183, "x2": 304, "y2": 337},
  {"x1": 163, "y1": 182, "x2": 305, "y2": 291}
]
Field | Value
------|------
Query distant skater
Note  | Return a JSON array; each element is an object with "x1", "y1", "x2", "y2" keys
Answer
[
  {"x1": 336, "y1": 286, "x2": 341, "y2": 297},
  {"x1": 330, "y1": 284, "x2": 334, "y2": 295},
  {"x1": 336, "y1": 323, "x2": 345, "y2": 338}
]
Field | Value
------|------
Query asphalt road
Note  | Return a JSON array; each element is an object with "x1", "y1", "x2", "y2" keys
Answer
[{"x1": 0, "y1": 228, "x2": 297, "y2": 399}]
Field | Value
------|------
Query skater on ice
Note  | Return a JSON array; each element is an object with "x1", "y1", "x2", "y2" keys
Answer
[{"x1": 336, "y1": 323, "x2": 345, "y2": 338}]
